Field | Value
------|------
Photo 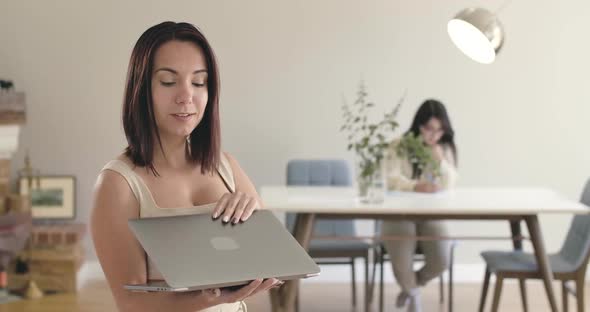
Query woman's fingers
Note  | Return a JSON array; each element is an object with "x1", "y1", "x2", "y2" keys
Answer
[
  {"x1": 262, "y1": 279, "x2": 283, "y2": 292},
  {"x1": 222, "y1": 278, "x2": 263, "y2": 302},
  {"x1": 212, "y1": 194, "x2": 231, "y2": 219},
  {"x1": 213, "y1": 192, "x2": 259, "y2": 223},
  {"x1": 231, "y1": 196, "x2": 250, "y2": 224},
  {"x1": 200, "y1": 288, "x2": 222, "y2": 302},
  {"x1": 249, "y1": 278, "x2": 280, "y2": 297},
  {"x1": 218, "y1": 278, "x2": 280, "y2": 303},
  {"x1": 240, "y1": 199, "x2": 259, "y2": 221},
  {"x1": 220, "y1": 192, "x2": 243, "y2": 223}
]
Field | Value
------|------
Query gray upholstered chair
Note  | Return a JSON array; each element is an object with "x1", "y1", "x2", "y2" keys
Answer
[
  {"x1": 478, "y1": 179, "x2": 590, "y2": 312},
  {"x1": 285, "y1": 159, "x2": 373, "y2": 311}
]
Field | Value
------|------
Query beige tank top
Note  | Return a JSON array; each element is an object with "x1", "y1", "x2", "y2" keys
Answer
[{"x1": 101, "y1": 154, "x2": 246, "y2": 312}]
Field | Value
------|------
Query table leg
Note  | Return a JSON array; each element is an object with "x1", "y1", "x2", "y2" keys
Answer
[
  {"x1": 525, "y1": 215, "x2": 558, "y2": 312},
  {"x1": 270, "y1": 213, "x2": 316, "y2": 312}
]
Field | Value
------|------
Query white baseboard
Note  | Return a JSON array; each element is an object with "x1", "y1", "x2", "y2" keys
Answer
[
  {"x1": 82, "y1": 260, "x2": 589, "y2": 286},
  {"x1": 77, "y1": 261, "x2": 107, "y2": 289}
]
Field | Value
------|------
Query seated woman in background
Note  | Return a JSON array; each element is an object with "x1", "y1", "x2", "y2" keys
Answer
[{"x1": 381, "y1": 99, "x2": 458, "y2": 312}]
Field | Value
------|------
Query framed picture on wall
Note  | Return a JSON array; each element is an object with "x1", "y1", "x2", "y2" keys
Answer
[{"x1": 19, "y1": 175, "x2": 76, "y2": 220}]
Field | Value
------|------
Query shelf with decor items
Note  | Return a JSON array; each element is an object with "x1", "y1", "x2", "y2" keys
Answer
[
  {"x1": 7, "y1": 223, "x2": 86, "y2": 294},
  {"x1": 0, "y1": 84, "x2": 32, "y2": 302}
]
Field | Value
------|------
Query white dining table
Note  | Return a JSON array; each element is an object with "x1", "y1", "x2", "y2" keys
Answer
[{"x1": 262, "y1": 186, "x2": 590, "y2": 312}]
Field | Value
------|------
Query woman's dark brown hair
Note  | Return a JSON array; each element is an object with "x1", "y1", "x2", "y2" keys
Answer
[
  {"x1": 122, "y1": 21, "x2": 220, "y2": 175},
  {"x1": 406, "y1": 99, "x2": 457, "y2": 179}
]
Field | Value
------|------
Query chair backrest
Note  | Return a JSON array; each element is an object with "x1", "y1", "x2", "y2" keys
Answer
[
  {"x1": 287, "y1": 159, "x2": 352, "y2": 186},
  {"x1": 285, "y1": 159, "x2": 354, "y2": 237},
  {"x1": 558, "y1": 178, "x2": 590, "y2": 271}
]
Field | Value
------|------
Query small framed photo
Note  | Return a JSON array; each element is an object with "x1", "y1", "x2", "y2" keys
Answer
[{"x1": 19, "y1": 175, "x2": 76, "y2": 220}]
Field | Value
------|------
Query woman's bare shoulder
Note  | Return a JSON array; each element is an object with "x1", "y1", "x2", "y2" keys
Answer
[{"x1": 93, "y1": 154, "x2": 139, "y2": 217}]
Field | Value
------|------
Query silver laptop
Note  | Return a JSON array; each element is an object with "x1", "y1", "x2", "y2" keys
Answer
[{"x1": 124, "y1": 210, "x2": 320, "y2": 292}]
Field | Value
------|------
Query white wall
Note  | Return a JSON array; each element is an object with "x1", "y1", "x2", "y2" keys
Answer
[{"x1": 1, "y1": 0, "x2": 590, "y2": 265}]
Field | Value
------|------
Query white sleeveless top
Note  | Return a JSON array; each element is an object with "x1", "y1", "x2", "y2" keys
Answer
[{"x1": 102, "y1": 154, "x2": 246, "y2": 312}]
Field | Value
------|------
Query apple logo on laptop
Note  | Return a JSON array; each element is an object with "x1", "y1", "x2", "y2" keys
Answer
[{"x1": 210, "y1": 237, "x2": 239, "y2": 251}]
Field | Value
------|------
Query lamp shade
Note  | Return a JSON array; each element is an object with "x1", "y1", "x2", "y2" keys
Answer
[{"x1": 447, "y1": 8, "x2": 504, "y2": 64}]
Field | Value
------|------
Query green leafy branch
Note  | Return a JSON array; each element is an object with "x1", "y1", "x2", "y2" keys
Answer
[
  {"x1": 395, "y1": 132, "x2": 441, "y2": 178},
  {"x1": 340, "y1": 80, "x2": 405, "y2": 179}
]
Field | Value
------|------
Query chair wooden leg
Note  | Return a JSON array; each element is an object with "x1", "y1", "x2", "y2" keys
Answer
[
  {"x1": 351, "y1": 257, "x2": 357, "y2": 308},
  {"x1": 368, "y1": 247, "x2": 379, "y2": 304},
  {"x1": 519, "y1": 278, "x2": 528, "y2": 312},
  {"x1": 576, "y1": 277, "x2": 585, "y2": 312},
  {"x1": 364, "y1": 254, "x2": 369, "y2": 312},
  {"x1": 379, "y1": 248, "x2": 385, "y2": 312},
  {"x1": 479, "y1": 267, "x2": 491, "y2": 312},
  {"x1": 525, "y1": 216, "x2": 558, "y2": 312},
  {"x1": 439, "y1": 274, "x2": 444, "y2": 304},
  {"x1": 491, "y1": 274, "x2": 504, "y2": 312},
  {"x1": 561, "y1": 281, "x2": 568, "y2": 312},
  {"x1": 295, "y1": 288, "x2": 300, "y2": 312},
  {"x1": 449, "y1": 243, "x2": 455, "y2": 312}
]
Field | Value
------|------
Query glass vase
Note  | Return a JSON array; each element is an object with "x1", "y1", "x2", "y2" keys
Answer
[{"x1": 356, "y1": 161, "x2": 385, "y2": 204}]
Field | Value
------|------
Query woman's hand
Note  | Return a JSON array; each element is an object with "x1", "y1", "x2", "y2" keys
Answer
[
  {"x1": 200, "y1": 278, "x2": 283, "y2": 304},
  {"x1": 414, "y1": 181, "x2": 441, "y2": 193},
  {"x1": 212, "y1": 191, "x2": 260, "y2": 224}
]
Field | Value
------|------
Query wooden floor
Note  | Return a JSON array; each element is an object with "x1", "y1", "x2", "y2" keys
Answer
[{"x1": 0, "y1": 279, "x2": 588, "y2": 311}]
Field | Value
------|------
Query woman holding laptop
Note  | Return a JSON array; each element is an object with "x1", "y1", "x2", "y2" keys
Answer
[{"x1": 90, "y1": 22, "x2": 280, "y2": 312}]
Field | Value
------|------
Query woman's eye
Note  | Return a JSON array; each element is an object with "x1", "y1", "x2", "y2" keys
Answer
[
  {"x1": 192, "y1": 82, "x2": 206, "y2": 87},
  {"x1": 160, "y1": 81, "x2": 175, "y2": 86}
]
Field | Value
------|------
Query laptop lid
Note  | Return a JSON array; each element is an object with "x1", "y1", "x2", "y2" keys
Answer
[{"x1": 127, "y1": 210, "x2": 320, "y2": 290}]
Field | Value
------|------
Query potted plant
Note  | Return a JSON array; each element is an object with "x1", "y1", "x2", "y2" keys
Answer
[{"x1": 340, "y1": 81, "x2": 404, "y2": 203}]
